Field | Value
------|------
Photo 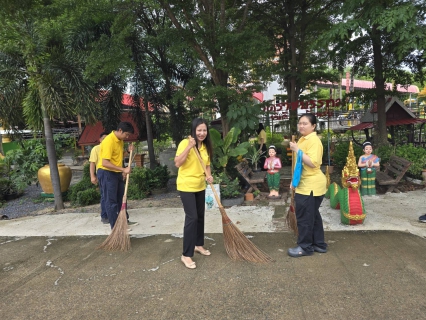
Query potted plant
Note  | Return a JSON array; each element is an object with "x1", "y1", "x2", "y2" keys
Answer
[
  {"x1": 215, "y1": 172, "x2": 243, "y2": 207},
  {"x1": 244, "y1": 145, "x2": 266, "y2": 172},
  {"x1": 253, "y1": 189, "x2": 261, "y2": 199}
]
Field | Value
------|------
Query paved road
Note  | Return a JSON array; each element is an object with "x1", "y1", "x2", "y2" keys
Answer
[
  {"x1": 1, "y1": 231, "x2": 425, "y2": 319},
  {"x1": 1, "y1": 188, "x2": 426, "y2": 319}
]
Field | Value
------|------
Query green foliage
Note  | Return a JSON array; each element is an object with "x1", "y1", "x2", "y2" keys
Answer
[
  {"x1": 127, "y1": 165, "x2": 170, "y2": 200},
  {"x1": 330, "y1": 142, "x2": 363, "y2": 169},
  {"x1": 213, "y1": 172, "x2": 242, "y2": 199},
  {"x1": 146, "y1": 165, "x2": 170, "y2": 190},
  {"x1": 4, "y1": 136, "x2": 71, "y2": 186},
  {"x1": 244, "y1": 146, "x2": 266, "y2": 170},
  {"x1": 127, "y1": 167, "x2": 149, "y2": 200},
  {"x1": 67, "y1": 164, "x2": 99, "y2": 206},
  {"x1": 395, "y1": 144, "x2": 426, "y2": 179},
  {"x1": 375, "y1": 145, "x2": 395, "y2": 170},
  {"x1": 76, "y1": 189, "x2": 101, "y2": 207},
  {"x1": 227, "y1": 101, "x2": 262, "y2": 133},
  {"x1": 210, "y1": 127, "x2": 251, "y2": 172}
]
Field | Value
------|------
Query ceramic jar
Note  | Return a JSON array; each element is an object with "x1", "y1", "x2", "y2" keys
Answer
[{"x1": 38, "y1": 163, "x2": 72, "y2": 194}]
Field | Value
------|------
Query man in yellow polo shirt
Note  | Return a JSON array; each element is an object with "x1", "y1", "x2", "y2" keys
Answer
[
  {"x1": 97, "y1": 122, "x2": 136, "y2": 229},
  {"x1": 89, "y1": 131, "x2": 108, "y2": 224}
]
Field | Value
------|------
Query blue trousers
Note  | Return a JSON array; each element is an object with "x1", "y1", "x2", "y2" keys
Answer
[
  {"x1": 97, "y1": 169, "x2": 124, "y2": 229},
  {"x1": 180, "y1": 190, "x2": 206, "y2": 257},
  {"x1": 96, "y1": 170, "x2": 108, "y2": 220},
  {"x1": 295, "y1": 191, "x2": 327, "y2": 253}
]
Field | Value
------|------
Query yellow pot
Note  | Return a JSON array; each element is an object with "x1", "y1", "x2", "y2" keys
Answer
[
  {"x1": 2, "y1": 135, "x2": 11, "y2": 143},
  {"x1": 37, "y1": 163, "x2": 72, "y2": 194}
]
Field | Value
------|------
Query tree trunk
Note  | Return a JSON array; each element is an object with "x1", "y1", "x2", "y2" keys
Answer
[
  {"x1": 371, "y1": 24, "x2": 388, "y2": 147},
  {"x1": 42, "y1": 105, "x2": 64, "y2": 210},
  {"x1": 0, "y1": 133, "x2": 3, "y2": 156},
  {"x1": 145, "y1": 100, "x2": 156, "y2": 169}
]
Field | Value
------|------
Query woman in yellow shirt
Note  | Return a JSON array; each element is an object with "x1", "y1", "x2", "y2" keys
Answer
[
  {"x1": 175, "y1": 118, "x2": 214, "y2": 269},
  {"x1": 288, "y1": 113, "x2": 327, "y2": 257}
]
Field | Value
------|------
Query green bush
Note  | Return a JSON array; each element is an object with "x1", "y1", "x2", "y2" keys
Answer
[
  {"x1": 146, "y1": 165, "x2": 170, "y2": 189},
  {"x1": 395, "y1": 144, "x2": 426, "y2": 179},
  {"x1": 330, "y1": 141, "x2": 363, "y2": 169},
  {"x1": 127, "y1": 167, "x2": 150, "y2": 200},
  {"x1": 67, "y1": 164, "x2": 98, "y2": 205},
  {"x1": 76, "y1": 188, "x2": 101, "y2": 206},
  {"x1": 214, "y1": 172, "x2": 242, "y2": 199},
  {"x1": 375, "y1": 145, "x2": 395, "y2": 170}
]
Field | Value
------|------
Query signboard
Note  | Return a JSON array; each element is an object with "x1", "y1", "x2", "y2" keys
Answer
[{"x1": 263, "y1": 98, "x2": 343, "y2": 120}]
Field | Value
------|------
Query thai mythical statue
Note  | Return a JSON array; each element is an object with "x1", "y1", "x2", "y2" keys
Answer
[{"x1": 325, "y1": 142, "x2": 366, "y2": 225}]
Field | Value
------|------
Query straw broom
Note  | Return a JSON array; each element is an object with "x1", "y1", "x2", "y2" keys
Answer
[
  {"x1": 192, "y1": 144, "x2": 273, "y2": 263},
  {"x1": 98, "y1": 145, "x2": 133, "y2": 252},
  {"x1": 285, "y1": 135, "x2": 298, "y2": 236}
]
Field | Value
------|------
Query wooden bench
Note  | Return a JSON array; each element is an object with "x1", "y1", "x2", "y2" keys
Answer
[
  {"x1": 375, "y1": 155, "x2": 411, "y2": 193},
  {"x1": 235, "y1": 161, "x2": 267, "y2": 194}
]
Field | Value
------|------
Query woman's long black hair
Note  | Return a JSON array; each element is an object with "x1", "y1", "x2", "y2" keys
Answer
[
  {"x1": 191, "y1": 118, "x2": 213, "y2": 159},
  {"x1": 256, "y1": 123, "x2": 265, "y2": 135}
]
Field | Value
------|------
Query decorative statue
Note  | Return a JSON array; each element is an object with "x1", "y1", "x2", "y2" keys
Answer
[
  {"x1": 264, "y1": 145, "x2": 282, "y2": 199},
  {"x1": 325, "y1": 141, "x2": 366, "y2": 225},
  {"x1": 358, "y1": 141, "x2": 380, "y2": 196}
]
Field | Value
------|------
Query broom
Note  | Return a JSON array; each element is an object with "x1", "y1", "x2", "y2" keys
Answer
[
  {"x1": 98, "y1": 144, "x2": 133, "y2": 252},
  {"x1": 285, "y1": 135, "x2": 298, "y2": 236},
  {"x1": 192, "y1": 143, "x2": 273, "y2": 263}
]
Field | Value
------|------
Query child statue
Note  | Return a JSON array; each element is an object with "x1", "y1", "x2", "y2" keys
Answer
[
  {"x1": 264, "y1": 145, "x2": 282, "y2": 198},
  {"x1": 358, "y1": 141, "x2": 380, "y2": 196}
]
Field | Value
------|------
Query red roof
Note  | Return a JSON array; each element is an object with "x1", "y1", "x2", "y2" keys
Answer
[
  {"x1": 77, "y1": 112, "x2": 141, "y2": 146},
  {"x1": 253, "y1": 92, "x2": 264, "y2": 102},
  {"x1": 349, "y1": 118, "x2": 426, "y2": 130}
]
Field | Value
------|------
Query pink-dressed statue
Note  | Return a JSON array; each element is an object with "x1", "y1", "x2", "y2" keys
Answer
[{"x1": 264, "y1": 145, "x2": 282, "y2": 198}]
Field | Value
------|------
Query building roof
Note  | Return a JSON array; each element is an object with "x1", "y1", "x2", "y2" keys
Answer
[
  {"x1": 77, "y1": 112, "x2": 142, "y2": 146},
  {"x1": 348, "y1": 96, "x2": 426, "y2": 130}
]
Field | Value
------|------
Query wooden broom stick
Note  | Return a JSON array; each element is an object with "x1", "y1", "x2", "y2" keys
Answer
[{"x1": 285, "y1": 135, "x2": 298, "y2": 236}]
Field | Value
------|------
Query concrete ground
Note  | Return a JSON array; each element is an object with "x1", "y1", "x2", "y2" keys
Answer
[{"x1": 1, "y1": 180, "x2": 426, "y2": 318}]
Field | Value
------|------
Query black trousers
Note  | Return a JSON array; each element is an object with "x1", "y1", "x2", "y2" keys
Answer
[
  {"x1": 295, "y1": 191, "x2": 327, "y2": 253},
  {"x1": 180, "y1": 190, "x2": 206, "y2": 257}
]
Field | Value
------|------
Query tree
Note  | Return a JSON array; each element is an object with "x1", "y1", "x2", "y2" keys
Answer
[
  {"x1": 253, "y1": 0, "x2": 342, "y2": 133},
  {"x1": 159, "y1": 0, "x2": 274, "y2": 135},
  {"x1": 0, "y1": 0, "x2": 98, "y2": 209},
  {"x1": 323, "y1": 0, "x2": 426, "y2": 146}
]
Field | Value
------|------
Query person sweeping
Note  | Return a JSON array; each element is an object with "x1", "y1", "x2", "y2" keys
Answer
[
  {"x1": 174, "y1": 118, "x2": 214, "y2": 269},
  {"x1": 288, "y1": 113, "x2": 327, "y2": 257}
]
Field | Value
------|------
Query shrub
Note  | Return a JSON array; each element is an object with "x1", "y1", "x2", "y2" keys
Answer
[
  {"x1": 127, "y1": 167, "x2": 150, "y2": 200},
  {"x1": 395, "y1": 144, "x2": 426, "y2": 179},
  {"x1": 76, "y1": 188, "x2": 101, "y2": 206},
  {"x1": 331, "y1": 141, "x2": 363, "y2": 169},
  {"x1": 146, "y1": 165, "x2": 170, "y2": 189},
  {"x1": 67, "y1": 164, "x2": 98, "y2": 205}
]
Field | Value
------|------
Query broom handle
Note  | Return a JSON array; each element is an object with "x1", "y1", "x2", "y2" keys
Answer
[
  {"x1": 190, "y1": 142, "x2": 223, "y2": 207},
  {"x1": 291, "y1": 135, "x2": 296, "y2": 198},
  {"x1": 123, "y1": 143, "x2": 134, "y2": 201}
]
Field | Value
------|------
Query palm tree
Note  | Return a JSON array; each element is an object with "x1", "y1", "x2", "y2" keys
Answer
[{"x1": 0, "y1": 3, "x2": 98, "y2": 209}]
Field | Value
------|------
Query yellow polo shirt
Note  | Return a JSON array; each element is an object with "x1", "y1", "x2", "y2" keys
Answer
[
  {"x1": 176, "y1": 139, "x2": 210, "y2": 192},
  {"x1": 295, "y1": 132, "x2": 327, "y2": 196},
  {"x1": 258, "y1": 129, "x2": 267, "y2": 144},
  {"x1": 89, "y1": 145, "x2": 100, "y2": 172},
  {"x1": 97, "y1": 131, "x2": 124, "y2": 172}
]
